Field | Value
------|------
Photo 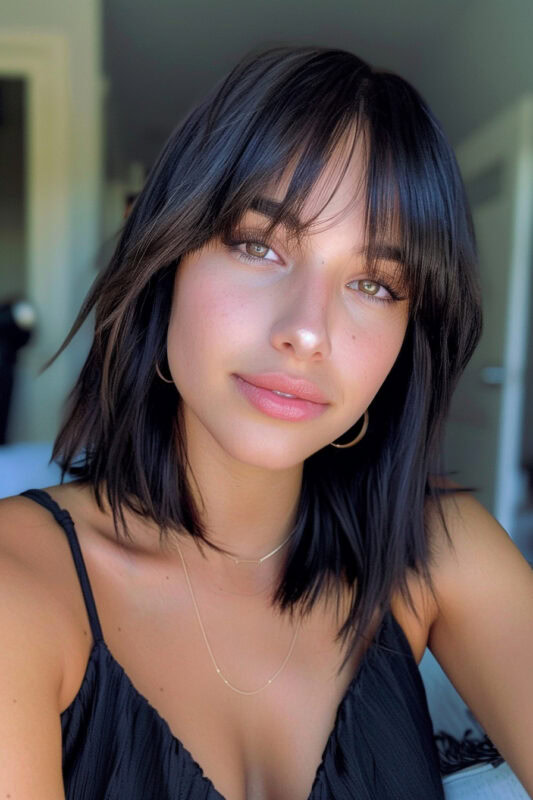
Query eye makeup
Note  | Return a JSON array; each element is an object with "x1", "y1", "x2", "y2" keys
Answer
[{"x1": 222, "y1": 229, "x2": 409, "y2": 306}]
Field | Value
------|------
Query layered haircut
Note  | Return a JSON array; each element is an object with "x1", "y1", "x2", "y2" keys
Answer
[{"x1": 42, "y1": 46, "x2": 482, "y2": 672}]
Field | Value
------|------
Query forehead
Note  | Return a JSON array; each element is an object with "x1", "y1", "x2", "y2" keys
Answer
[
  {"x1": 260, "y1": 129, "x2": 369, "y2": 233},
  {"x1": 238, "y1": 131, "x2": 404, "y2": 267}
]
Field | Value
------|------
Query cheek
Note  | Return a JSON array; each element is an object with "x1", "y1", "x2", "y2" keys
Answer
[
  {"x1": 167, "y1": 263, "x2": 262, "y2": 378},
  {"x1": 342, "y1": 315, "x2": 407, "y2": 404}
]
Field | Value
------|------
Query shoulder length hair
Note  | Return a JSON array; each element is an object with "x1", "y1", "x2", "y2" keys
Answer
[{"x1": 42, "y1": 45, "x2": 482, "y2": 671}]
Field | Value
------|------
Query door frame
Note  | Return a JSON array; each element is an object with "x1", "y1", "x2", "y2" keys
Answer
[
  {"x1": 455, "y1": 96, "x2": 533, "y2": 534},
  {"x1": 0, "y1": 31, "x2": 71, "y2": 441}
]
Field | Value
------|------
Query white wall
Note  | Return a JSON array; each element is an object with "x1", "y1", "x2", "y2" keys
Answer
[
  {"x1": 1, "y1": 0, "x2": 103, "y2": 442},
  {"x1": 409, "y1": 0, "x2": 533, "y2": 147},
  {"x1": 410, "y1": 0, "x2": 533, "y2": 512}
]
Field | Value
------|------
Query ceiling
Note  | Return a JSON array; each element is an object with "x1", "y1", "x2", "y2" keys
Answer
[{"x1": 102, "y1": 0, "x2": 530, "y2": 178}]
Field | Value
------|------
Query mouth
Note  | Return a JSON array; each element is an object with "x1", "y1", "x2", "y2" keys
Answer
[
  {"x1": 232, "y1": 374, "x2": 329, "y2": 422},
  {"x1": 234, "y1": 371, "x2": 330, "y2": 404}
]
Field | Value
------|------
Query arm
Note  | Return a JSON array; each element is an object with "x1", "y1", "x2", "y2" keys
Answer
[
  {"x1": 0, "y1": 546, "x2": 66, "y2": 797},
  {"x1": 426, "y1": 489, "x2": 533, "y2": 795}
]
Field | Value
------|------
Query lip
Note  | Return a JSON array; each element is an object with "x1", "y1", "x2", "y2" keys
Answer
[
  {"x1": 235, "y1": 372, "x2": 330, "y2": 404},
  {"x1": 233, "y1": 375, "x2": 329, "y2": 422}
]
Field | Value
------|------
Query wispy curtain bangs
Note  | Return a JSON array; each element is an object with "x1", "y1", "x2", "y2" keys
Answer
[{"x1": 43, "y1": 46, "x2": 482, "y2": 670}]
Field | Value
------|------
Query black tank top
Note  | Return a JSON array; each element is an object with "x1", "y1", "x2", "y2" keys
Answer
[{"x1": 20, "y1": 487, "x2": 446, "y2": 799}]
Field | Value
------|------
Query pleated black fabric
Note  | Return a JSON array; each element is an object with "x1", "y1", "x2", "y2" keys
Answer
[{"x1": 20, "y1": 488, "x2": 445, "y2": 799}]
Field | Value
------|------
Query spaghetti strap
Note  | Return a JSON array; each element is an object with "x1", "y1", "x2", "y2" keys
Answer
[{"x1": 19, "y1": 488, "x2": 104, "y2": 645}]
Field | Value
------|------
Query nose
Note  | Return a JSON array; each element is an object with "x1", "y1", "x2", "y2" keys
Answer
[{"x1": 269, "y1": 269, "x2": 333, "y2": 361}]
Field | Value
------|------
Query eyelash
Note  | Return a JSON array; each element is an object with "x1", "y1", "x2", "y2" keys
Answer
[{"x1": 226, "y1": 237, "x2": 403, "y2": 305}]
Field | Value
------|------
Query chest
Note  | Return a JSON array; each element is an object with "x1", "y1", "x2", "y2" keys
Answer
[
  {"x1": 54, "y1": 518, "x2": 430, "y2": 800},
  {"x1": 59, "y1": 565, "x2": 390, "y2": 798}
]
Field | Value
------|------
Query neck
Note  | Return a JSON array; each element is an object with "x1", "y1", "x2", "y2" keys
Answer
[
  {"x1": 176, "y1": 466, "x2": 301, "y2": 595},
  {"x1": 172, "y1": 403, "x2": 304, "y2": 593}
]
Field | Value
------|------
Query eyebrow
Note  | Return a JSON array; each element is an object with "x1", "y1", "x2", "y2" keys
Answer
[
  {"x1": 249, "y1": 196, "x2": 301, "y2": 230},
  {"x1": 356, "y1": 244, "x2": 407, "y2": 265},
  {"x1": 248, "y1": 195, "x2": 407, "y2": 265}
]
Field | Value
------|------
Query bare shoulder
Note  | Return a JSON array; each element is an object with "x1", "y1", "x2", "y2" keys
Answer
[
  {"x1": 391, "y1": 476, "x2": 531, "y2": 663},
  {"x1": 420, "y1": 477, "x2": 533, "y2": 792},
  {"x1": 0, "y1": 486, "x2": 94, "y2": 693},
  {"x1": 0, "y1": 490, "x2": 75, "y2": 794},
  {"x1": 0, "y1": 488, "x2": 79, "y2": 657},
  {"x1": 423, "y1": 476, "x2": 532, "y2": 611},
  {"x1": 0, "y1": 486, "x2": 73, "y2": 586}
]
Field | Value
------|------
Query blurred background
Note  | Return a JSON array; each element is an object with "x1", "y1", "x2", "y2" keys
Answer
[{"x1": 1, "y1": 0, "x2": 532, "y2": 562}]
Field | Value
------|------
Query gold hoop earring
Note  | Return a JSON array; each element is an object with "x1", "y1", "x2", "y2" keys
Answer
[
  {"x1": 329, "y1": 409, "x2": 369, "y2": 449},
  {"x1": 155, "y1": 360, "x2": 174, "y2": 384}
]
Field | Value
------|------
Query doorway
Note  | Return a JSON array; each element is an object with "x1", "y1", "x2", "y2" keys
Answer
[{"x1": 443, "y1": 95, "x2": 533, "y2": 557}]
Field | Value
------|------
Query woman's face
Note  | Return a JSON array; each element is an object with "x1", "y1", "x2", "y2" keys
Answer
[{"x1": 167, "y1": 141, "x2": 410, "y2": 470}]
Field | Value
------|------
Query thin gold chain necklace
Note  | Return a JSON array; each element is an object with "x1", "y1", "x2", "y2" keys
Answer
[
  {"x1": 221, "y1": 530, "x2": 294, "y2": 564},
  {"x1": 175, "y1": 539, "x2": 301, "y2": 696}
]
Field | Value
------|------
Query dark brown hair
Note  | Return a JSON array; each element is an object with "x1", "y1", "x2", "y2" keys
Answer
[{"x1": 41, "y1": 46, "x2": 482, "y2": 672}]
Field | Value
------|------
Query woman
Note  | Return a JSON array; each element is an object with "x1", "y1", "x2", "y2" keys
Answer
[{"x1": 0, "y1": 46, "x2": 531, "y2": 799}]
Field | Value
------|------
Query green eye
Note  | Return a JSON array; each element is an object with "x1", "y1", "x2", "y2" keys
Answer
[
  {"x1": 347, "y1": 278, "x2": 398, "y2": 305},
  {"x1": 245, "y1": 242, "x2": 269, "y2": 258},
  {"x1": 360, "y1": 280, "x2": 380, "y2": 295}
]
